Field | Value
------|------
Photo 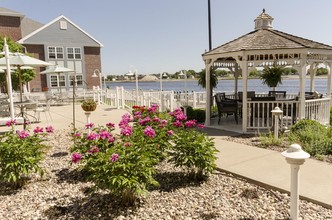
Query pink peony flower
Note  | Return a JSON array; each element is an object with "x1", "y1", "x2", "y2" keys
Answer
[
  {"x1": 108, "y1": 136, "x2": 116, "y2": 143},
  {"x1": 6, "y1": 119, "x2": 16, "y2": 127},
  {"x1": 87, "y1": 146, "x2": 99, "y2": 154},
  {"x1": 73, "y1": 132, "x2": 81, "y2": 137},
  {"x1": 86, "y1": 132, "x2": 99, "y2": 140},
  {"x1": 138, "y1": 117, "x2": 151, "y2": 126},
  {"x1": 197, "y1": 124, "x2": 205, "y2": 129},
  {"x1": 173, "y1": 121, "x2": 183, "y2": 128},
  {"x1": 148, "y1": 104, "x2": 159, "y2": 113},
  {"x1": 99, "y1": 129, "x2": 110, "y2": 139},
  {"x1": 45, "y1": 125, "x2": 54, "y2": 133},
  {"x1": 167, "y1": 130, "x2": 174, "y2": 136},
  {"x1": 33, "y1": 126, "x2": 44, "y2": 133},
  {"x1": 121, "y1": 126, "x2": 133, "y2": 136},
  {"x1": 110, "y1": 153, "x2": 119, "y2": 162},
  {"x1": 185, "y1": 120, "x2": 197, "y2": 128},
  {"x1": 144, "y1": 126, "x2": 155, "y2": 138},
  {"x1": 85, "y1": 123, "x2": 94, "y2": 129},
  {"x1": 124, "y1": 142, "x2": 132, "y2": 147},
  {"x1": 16, "y1": 130, "x2": 29, "y2": 139},
  {"x1": 71, "y1": 152, "x2": 82, "y2": 163},
  {"x1": 106, "y1": 122, "x2": 115, "y2": 128}
]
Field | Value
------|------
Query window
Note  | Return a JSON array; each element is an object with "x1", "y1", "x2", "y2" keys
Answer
[
  {"x1": 50, "y1": 75, "x2": 66, "y2": 87},
  {"x1": 48, "y1": 46, "x2": 64, "y2": 59},
  {"x1": 67, "y1": 47, "x2": 81, "y2": 59},
  {"x1": 60, "y1": 20, "x2": 67, "y2": 30}
]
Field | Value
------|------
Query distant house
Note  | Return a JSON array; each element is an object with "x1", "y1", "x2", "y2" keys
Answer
[{"x1": 0, "y1": 7, "x2": 103, "y2": 92}]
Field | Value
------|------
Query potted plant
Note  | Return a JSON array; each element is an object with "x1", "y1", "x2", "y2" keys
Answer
[
  {"x1": 260, "y1": 65, "x2": 284, "y2": 91},
  {"x1": 81, "y1": 99, "x2": 97, "y2": 112}
]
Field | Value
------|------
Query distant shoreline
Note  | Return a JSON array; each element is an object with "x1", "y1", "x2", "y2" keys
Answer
[{"x1": 107, "y1": 75, "x2": 328, "y2": 83}]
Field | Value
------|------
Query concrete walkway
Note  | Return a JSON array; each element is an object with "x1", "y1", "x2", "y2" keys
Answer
[{"x1": 1, "y1": 104, "x2": 331, "y2": 209}]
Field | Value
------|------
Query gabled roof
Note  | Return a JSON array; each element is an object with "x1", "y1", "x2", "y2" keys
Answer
[
  {"x1": 18, "y1": 15, "x2": 103, "y2": 47},
  {"x1": 0, "y1": 7, "x2": 24, "y2": 17},
  {"x1": 204, "y1": 28, "x2": 332, "y2": 56}
]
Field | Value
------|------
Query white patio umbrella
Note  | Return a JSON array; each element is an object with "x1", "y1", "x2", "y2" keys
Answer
[
  {"x1": 0, "y1": 52, "x2": 52, "y2": 102},
  {"x1": 40, "y1": 65, "x2": 74, "y2": 96}
]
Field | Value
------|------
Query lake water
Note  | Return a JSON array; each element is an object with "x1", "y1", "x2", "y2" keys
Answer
[{"x1": 107, "y1": 78, "x2": 329, "y2": 94}]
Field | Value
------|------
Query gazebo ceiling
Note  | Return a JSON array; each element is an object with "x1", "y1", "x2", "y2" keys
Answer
[{"x1": 203, "y1": 9, "x2": 332, "y2": 62}]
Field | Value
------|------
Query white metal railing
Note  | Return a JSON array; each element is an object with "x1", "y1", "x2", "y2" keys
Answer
[{"x1": 304, "y1": 98, "x2": 330, "y2": 125}]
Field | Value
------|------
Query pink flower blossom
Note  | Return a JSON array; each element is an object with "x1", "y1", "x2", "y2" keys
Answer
[
  {"x1": 99, "y1": 129, "x2": 110, "y2": 139},
  {"x1": 86, "y1": 132, "x2": 99, "y2": 140},
  {"x1": 144, "y1": 126, "x2": 155, "y2": 138},
  {"x1": 106, "y1": 122, "x2": 115, "y2": 128},
  {"x1": 148, "y1": 104, "x2": 159, "y2": 113},
  {"x1": 121, "y1": 126, "x2": 133, "y2": 136},
  {"x1": 45, "y1": 126, "x2": 54, "y2": 133},
  {"x1": 33, "y1": 126, "x2": 44, "y2": 133},
  {"x1": 197, "y1": 124, "x2": 205, "y2": 129},
  {"x1": 6, "y1": 119, "x2": 16, "y2": 127},
  {"x1": 152, "y1": 117, "x2": 160, "y2": 123},
  {"x1": 185, "y1": 120, "x2": 197, "y2": 128},
  {"x1": 87, "y1": 146, "x2": 99, "y2": 154},
  {"x1": 167, "y1": 130, "x2": 174, "y2": 136},
  {"x1": 138, "y1": 117, "x2": 151, "y2": 126},
  {"x1": 16, "y1": 130, "x2": 29, "y2": 139},
  {"x1": 73, "y1": 132, "x2": 81, "y2": 137},
  {"x1": 85, "y1": 123, "x2": 94, "y2": 129},
  {"x1": 71, "y1": 152, "x2": 82, "y2": 163},
  {"x1": 110, "y1": 153, "x2": 119, "y2": 162},
  {"x1": 173, "y1": 121, "x2": 183, "y2": 128},
  {"x1": 119, "y1": 114, "x2": 131, "y2": 128},
  {"x1": 108, "y1": 136, "x2": 116, "y2": 143},
  {"x1": 176, "y1": 112, "x2": 187, "y2": 121}
]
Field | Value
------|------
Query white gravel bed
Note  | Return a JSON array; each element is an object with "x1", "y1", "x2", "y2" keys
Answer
[{"x1": 0, "y1": 129, "x2": 331, "y2": 219}]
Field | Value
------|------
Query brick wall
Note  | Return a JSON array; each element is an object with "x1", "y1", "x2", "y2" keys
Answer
[
  {"x1": 23, "y1": 44, "x2": 47, "y2": 91},
  {"x1": 0, "y1": 16, "x2": 21, "y2": 41},
  {"x1": 84, "y1": 47, "x2": 101, "y2": 89}
]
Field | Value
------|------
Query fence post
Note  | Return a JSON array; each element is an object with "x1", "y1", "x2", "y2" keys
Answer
[
  {"x1": 121, "y1": 86, "x2": 125, "y2": 109},
  {"x1": 193, "y1": 92, "x2": 197, "y2": 109},
  {"x1": 170, "y1": 91, "x2": 174, "y2": 111}
]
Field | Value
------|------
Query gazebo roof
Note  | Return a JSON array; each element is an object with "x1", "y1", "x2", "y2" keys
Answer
[
  {"x1": 204, "y1": 29, "x2": 332, "y2": 56},
  {"x1": 204, "y1": 9, "x2": 332, "y2": 57}
]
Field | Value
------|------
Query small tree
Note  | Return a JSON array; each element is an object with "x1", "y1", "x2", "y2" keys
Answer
[{"x1": 260, "y1": 65, "x2": 284, "y2": 91}]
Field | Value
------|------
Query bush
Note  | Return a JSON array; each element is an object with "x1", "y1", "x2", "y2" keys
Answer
[
  {"x1": 186, "y1": 107, "x2": 206, "y2": 123},
  {"x1": 289, "y1": 119, "x2": 332, "y2": 156},
  {"x1": 0, "y1": 121, "x2": 51, "y2": 188},
  {"x1": 71, "y1": 105, "x2": 217, "y2": 205}
]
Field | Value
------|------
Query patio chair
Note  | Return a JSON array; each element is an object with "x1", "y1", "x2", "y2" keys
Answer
[
  {"x1": 214, "y1": 93, "x2": 238, "y2": 124},
  {"x1": 33, "y1": 99, "x2": 53, "y2": 122}
]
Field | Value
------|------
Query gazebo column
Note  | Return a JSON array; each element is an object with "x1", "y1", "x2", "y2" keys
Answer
[
  {"x1": 234, "y1": 63, "x2": 239, "y2": 98},
  {"x1": 205, "y1": 60, "x2": 213, "y2": 126},
  {"x1": 299, "y1": 57, "x2": 307, "y2": 119},
  {"x1": 240, "y1": 57, "x2": 248, "y2": 133},
  {"x1": 309, "y1": 64, "x2": 315, "y2": 92}
]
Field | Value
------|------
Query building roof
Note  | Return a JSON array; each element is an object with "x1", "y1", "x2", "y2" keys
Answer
[
  {"x1": 0, "y1": 7, "x2": 24, "y2": 17},
  {"x1": 21, "y1": 17, "x2": 44, "y2": 38},
  {"x1": 18, "y1": 15, "x2": 103, "y2": 47}
]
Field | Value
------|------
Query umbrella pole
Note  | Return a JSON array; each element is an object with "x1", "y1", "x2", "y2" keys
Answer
[
  {"x1": 58, "y1": 73, "x2": 62, "y2": 98},
  {"x1": 18, "y1": 65, "x2": 27, "y2": 129}
]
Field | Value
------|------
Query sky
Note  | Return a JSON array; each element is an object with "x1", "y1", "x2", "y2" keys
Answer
[{"x1": 2, "y1": 0, "x2": 332, "y2": 76}]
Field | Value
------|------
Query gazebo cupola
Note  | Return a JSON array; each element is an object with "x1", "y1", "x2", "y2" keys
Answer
[{"x1": 254, "y1": 9, "x2": 273, "y2": 30}]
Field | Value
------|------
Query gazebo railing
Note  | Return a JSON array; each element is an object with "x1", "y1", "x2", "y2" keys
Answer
[{"x1": 304, "y1": 98, "x2": 330, "y2": 125}]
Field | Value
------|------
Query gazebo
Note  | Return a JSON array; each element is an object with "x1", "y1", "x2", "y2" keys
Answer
[{"x1": 202, "y1": 9, "x2": 332, "y2": 133}]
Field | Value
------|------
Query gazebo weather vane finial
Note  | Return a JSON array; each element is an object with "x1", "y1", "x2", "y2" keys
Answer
[{"x1": 263, "y1": 8, "x2": 265, "y2": 13}]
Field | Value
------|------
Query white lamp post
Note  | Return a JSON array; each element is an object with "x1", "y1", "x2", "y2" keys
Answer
[
  {"x1": 281, "y1": 144, "x2": 310, "y2": 220},
  {"x1": 92, "y1": 69, "x2": 103, "y2": 104},
  {"x1": 92, "y1": 69, "x2": 103, "y2": 90},
  {"x1": 271, "y1": 106, "x2": 283, "y2": 139}
]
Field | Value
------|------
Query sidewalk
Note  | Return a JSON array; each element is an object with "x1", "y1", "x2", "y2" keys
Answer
[
  {"x1": 1, "y1": 104, "x2": 331, "y2": 209},
  {"x1": 205, "y1": 128, "x2": 332, "y2": 209}
]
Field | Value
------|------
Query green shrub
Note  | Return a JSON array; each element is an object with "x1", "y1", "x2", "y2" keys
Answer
[
  {"x1": 330, "y1": 107, "x2": 332, "y2": 126},
  {"x1": 259, "y1": 132, "x2": 283, "y2": 148},
  {"x1": 0, "y1": 122, "x2": 51, "y2": 188},
  {"x1": 289, "y1": 119, "x2": 332, "y2": 156},
  {"x1": 168, "y1": 129, "x2": 217, "y2": 180}
]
